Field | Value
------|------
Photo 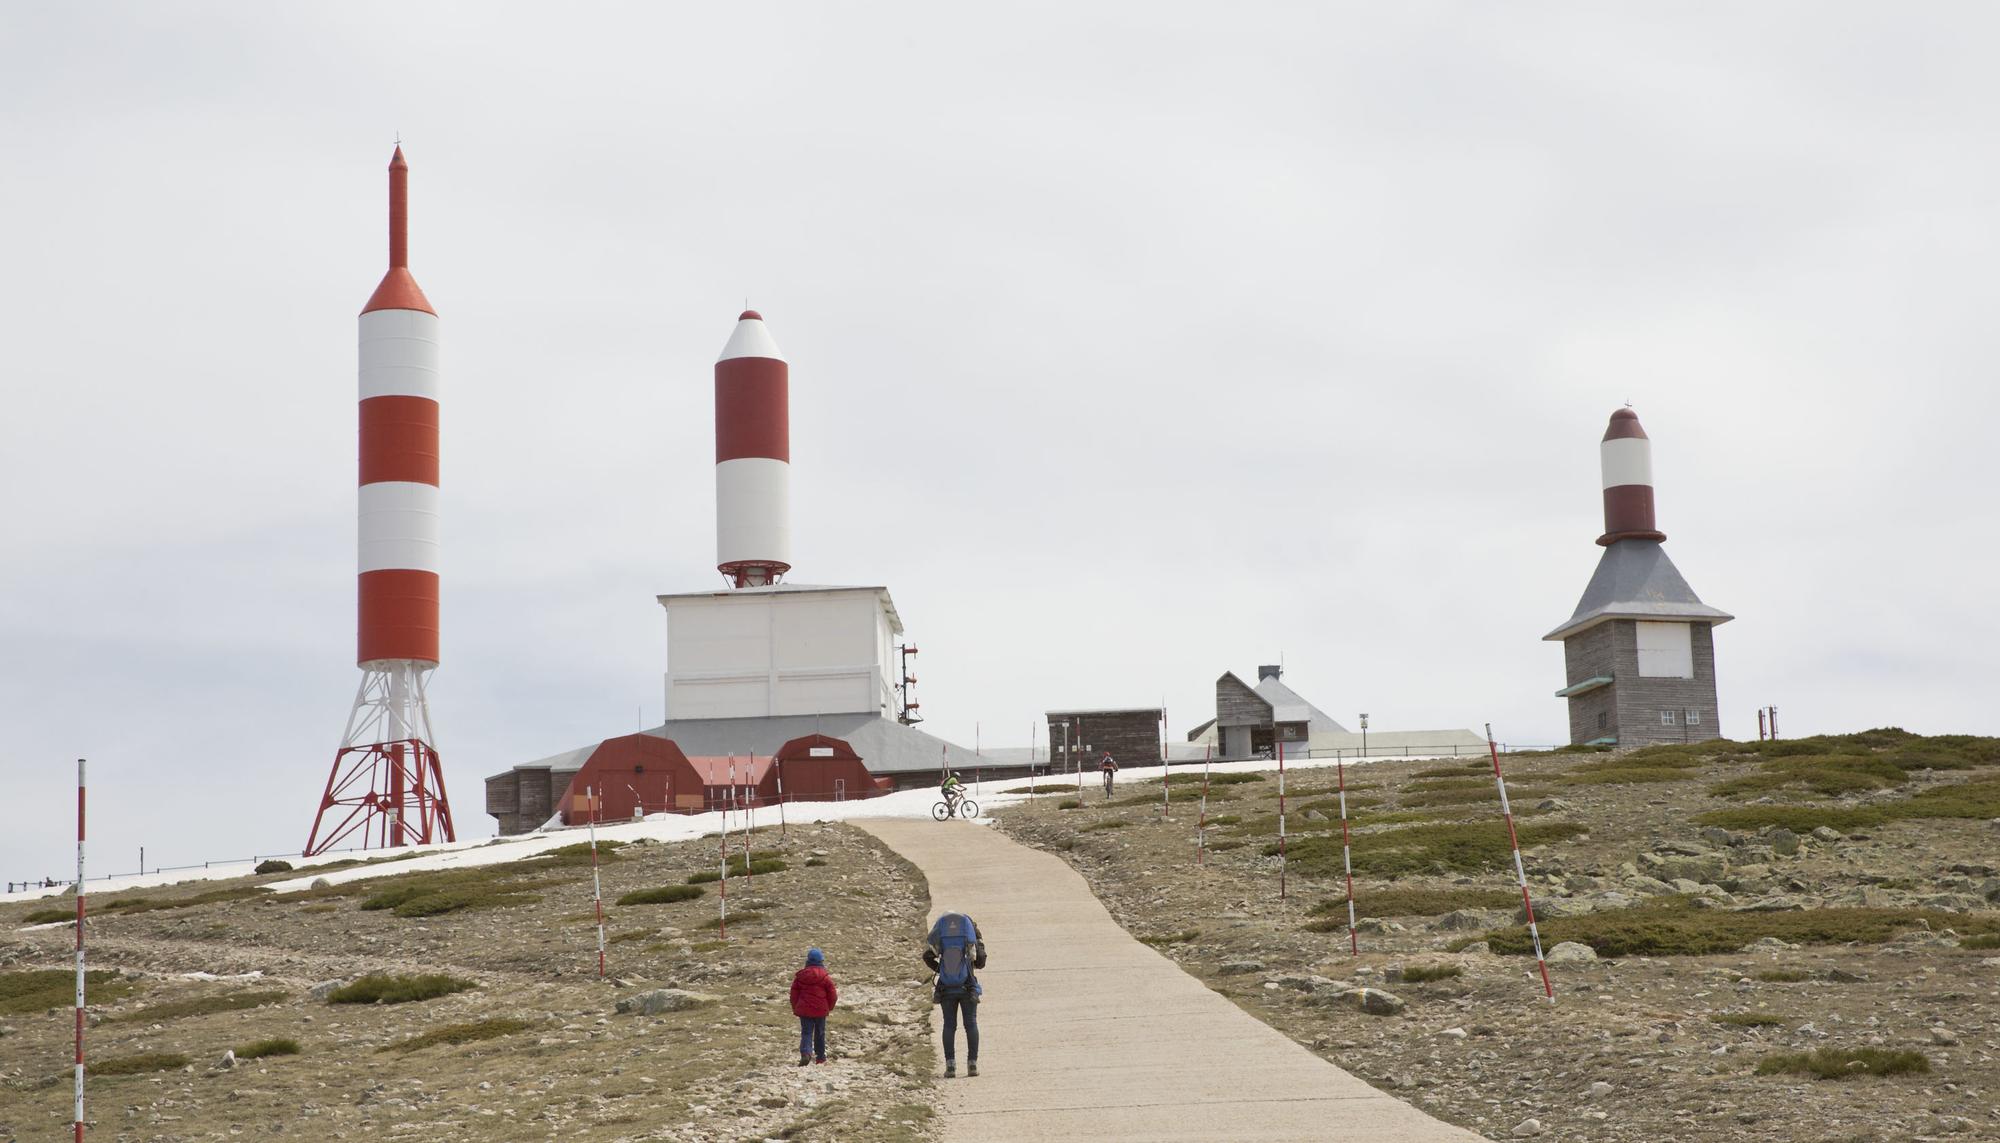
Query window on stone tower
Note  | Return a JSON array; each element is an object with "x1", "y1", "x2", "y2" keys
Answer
[
  {"x1": 1659, "y1": 710, "x2": 1677, "y2": 726},
  {"x1": 1597, "y1": 712, "x2": 1608, "y2": 731}
]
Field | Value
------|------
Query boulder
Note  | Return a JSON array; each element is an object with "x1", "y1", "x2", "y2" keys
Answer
[
  {"x1": 1434, "y1": 909, "x2": 1504, "y2": 932},
  {"x1": 1767, "y1": 828, "x2": 1801, "y2": 856},
  {"x1": 1810, "y1": 826, "x2": 1844, "y2": 843},
  {"x1": 1217, "y1": 960, "x2": 1265, "y2": 976},
  {"x1": 307, "y1": 979, "x2": 349, "y2": 1002},
  {"x1": 615, "y1": 988, "x2": 719, "y2": 1016},
  {"x1": 1513, "y1": 1118, "x2": 1546, "y2": 1137},
  {"x1": 1535, "y1": 798, "x2": 1571, "y2": 812},
  {"x1": 1333, "y1": 987, "x2": 1405, "y2": 1016},
  {"x1": 1545, "y1": 941, "x2": 1598, "y2": 964},
  {"x1": 216, "y1": 1049, "x2": 236, "y2": 1070},
  {"x1": 1699, "y1": 827, "x2": 1738, "y2": 847}
]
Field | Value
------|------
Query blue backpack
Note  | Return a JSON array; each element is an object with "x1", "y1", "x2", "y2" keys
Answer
[{"x1": 930, "y1": 913, "x2": 978, "y2": 997}]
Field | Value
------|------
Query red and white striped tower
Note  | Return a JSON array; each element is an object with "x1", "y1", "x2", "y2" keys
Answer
[
  {"x1": 305, "y1": 145, "x2": 456, "y2": 856},
  {"x1": 1597, "y1": 407, "x2": 1666, "y2": 546},
  {"x1": 715, "y1": 311, "x2": 791, "y2": 587}
]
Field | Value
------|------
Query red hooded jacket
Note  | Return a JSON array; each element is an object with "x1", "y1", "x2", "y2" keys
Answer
[{"x1": 790, "y1": 965, "x2": 838, "y2": 1018}]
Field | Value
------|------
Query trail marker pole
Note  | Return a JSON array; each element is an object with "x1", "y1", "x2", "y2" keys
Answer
[
  {"x1": 74, "y1": 758, "x2": 86, "y2": 1143},
  {"x1": 1276, "y1": 740, "x2": 1288, "y2": 901},
  {"x1": 775, "y1": 758, "x2": 788, "y2": 841},
  {"x1": 1195, "y1": 746, "x2": 1211, "y2": 866},
  {"x1": 586, "y1": 786, "x2": 606, "y2": 980},
  {"x1": 1335, "y1": 747, "x2": 1358, "y2": 956},
  {"x1": 717, "y1": 796, "x2": 729, "y2": 941},
  {"x1": 1486, "y1": 724, "x2": 1554, "y2": 1002}
]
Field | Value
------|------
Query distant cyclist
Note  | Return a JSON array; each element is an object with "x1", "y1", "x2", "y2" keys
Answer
[
  {"x1": 940, "y1": 771, "x2": 965, "y2": 812},
  {"x1": 1099, "y1": 752, "x2": 1118, "y2": 798}
]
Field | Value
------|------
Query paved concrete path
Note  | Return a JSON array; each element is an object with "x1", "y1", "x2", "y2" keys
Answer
[{"x1": 854, "y1": 818, "x2": 1487, "y2": 1142}]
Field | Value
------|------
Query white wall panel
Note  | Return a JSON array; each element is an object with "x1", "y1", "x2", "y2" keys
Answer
[
  {"x1": 715, "y1": 457, "x2": 791, "y2": 567},
  {"x1": 357, "y1": 481, "x2": 441, "y2": 573},
  {"x1": 359, "y1": 309, "x2": 441, "y2": 400},
  {"x1": 1599, "y1": 437, "x2": 1654, "y2": 489},
  {"x1": 1635, "y1": 621, "x2": 1694, "y2": 678}
]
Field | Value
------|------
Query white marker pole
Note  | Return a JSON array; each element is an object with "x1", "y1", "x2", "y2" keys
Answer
[
  {"x1": 1336, "y1": 749, "x2": 1358, "y2": 956},
  {"x1": 73, "y1": 758, "x2": 86, "y2": 1143},
  {"x1": 1487, "y1": 724, "x2": 1554, "y2": 1002},
  {"x1": 1196, "y1": 745, "x2": 1211, "y2": 866},
  {"x1": 1276, "y1": 740, "x2": 1288, "y2": 901},
  {"x1": 586, "y1": 786, "x2": 606, "y2": 980},
  {"x1": 775, "y1": 756, "x2": 788, "y2": 841}
]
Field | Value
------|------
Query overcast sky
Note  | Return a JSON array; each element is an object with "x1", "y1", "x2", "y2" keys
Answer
[{"x1": 3, "y1": 3, "x2": 1994, "y2": 880}]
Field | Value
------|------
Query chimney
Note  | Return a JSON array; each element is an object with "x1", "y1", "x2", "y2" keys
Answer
[{"x1": 1257, "y1": 664, "x2": 1282, "y2": 681}]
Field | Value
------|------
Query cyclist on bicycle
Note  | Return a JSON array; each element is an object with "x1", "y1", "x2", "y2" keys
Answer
[{"x1": 940, "y1": 771, "x2": 965, "y2": 809}]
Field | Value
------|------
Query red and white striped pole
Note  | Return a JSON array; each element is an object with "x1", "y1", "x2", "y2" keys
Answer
[
  {"x1": 587, "y1": 787, "x2": 606, "y2": 980},
  {"x1": 1486, "y1": 725, "x2": 1554, "y2": 1001},
  {"x1": 1335, "y1": 748, "x2": 1358, "y2": 956},
  {"x1": 717, "y1": 794, "x2": 730, "y2": 940},
  {"x1": 1160, "y1": 707, "x2": 1170, "y2": 819},
  {"x1": 1276, "y1": 740, "x2": 1288, "y2": 901},
  {"x1": 775, "y1": 757, "x2": 788, "y2": 841},
  {"x1": 1195, "y1": 746, "x2": 1211, "y2": 866},
  {"x1": 73, "y1": 757, "x2": 86, "y2": 1142}
]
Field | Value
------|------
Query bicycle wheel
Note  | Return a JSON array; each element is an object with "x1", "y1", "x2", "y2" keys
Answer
[
  {"x1": 957, "y1": 799, "x2": 979, "y2": 819},
  {"x1": 931, "y1": 801, "x2": 951, "y2": 822}
]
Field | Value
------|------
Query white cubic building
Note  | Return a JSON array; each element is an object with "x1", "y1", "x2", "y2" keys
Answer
[{"x1": 659, "y1": 584, "x2": 903, "y2": 720}]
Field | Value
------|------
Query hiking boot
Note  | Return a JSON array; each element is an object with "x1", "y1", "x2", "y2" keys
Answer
[
  {"x1": 797, "y1": 1055, "x2": 811, "y2": 1067},
  {"x1": 814, "y1": 1057, "x2": 827, "y2": 1065},
  {"x1": 967, "y1": 1061, "x2": 979, "y2": 1077},
  {"x1": 943, "y1": 1063, "x2": 956, "y2": 1078}
]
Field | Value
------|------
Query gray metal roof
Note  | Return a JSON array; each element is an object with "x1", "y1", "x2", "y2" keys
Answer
[
  {"x1": 1252, "y1": 676, "x2": 1350, "y2": 735},
  {"x1": 1545, "y1": 540, "x2": 1733, "y2": 641},
  {"x1": 489, "y1": 712, "x2": 983, "y2": 782}
]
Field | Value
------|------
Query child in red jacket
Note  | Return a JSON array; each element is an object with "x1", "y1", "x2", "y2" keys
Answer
[{"x1": 789, "y1": 947, "x2": 838, "y2": 1065}]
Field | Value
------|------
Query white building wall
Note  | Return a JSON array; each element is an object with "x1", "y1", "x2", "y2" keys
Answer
[{"x1": 663, "y1": 587, "x2": 900, "y2": 721}]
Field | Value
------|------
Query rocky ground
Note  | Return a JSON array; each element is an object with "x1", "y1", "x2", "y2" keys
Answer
[
  {"x1": 1, "y1": 822, "x2": 940, "y2": 1142},
  {"x1": 997, "y1": 731, "x2": 2000, "y2": 1142}
]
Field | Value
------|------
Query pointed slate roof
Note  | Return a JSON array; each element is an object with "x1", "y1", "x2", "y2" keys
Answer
[
  {"x1": 1544, "y1": 540, "x2": 1733, "y2": 641},
  {"x1": 1254, "y1": 674, "x2": 1350, "y2": 734}
]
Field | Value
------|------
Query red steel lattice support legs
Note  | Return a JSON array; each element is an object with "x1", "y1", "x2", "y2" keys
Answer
[{"x1": 305, "y1": 738, "x2": 456, "y2": 856}]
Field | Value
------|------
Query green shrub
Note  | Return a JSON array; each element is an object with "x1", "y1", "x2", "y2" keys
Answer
[
  {"x1": 1057, "y1": 799, "x2": 1082, "y2": 810},
  {"x1": 0, "y1": 969, "x2": 133, "y2": 1015},
  {"x1": 1163, "y1": 771, "x2": 1265, "y2": 786},
  {"x1": 1207, "y1": 840, "x2": 1247, "y2": 851},
  {"x1": 617, "y1": 885, "x2": 704, "y2": 906},
  {"x1": 1709, "y1": 754, "x2": 1908, "y2": 798},
  {"x1": 1081, "y1": 820, "x2": 1131, "y2": 832},
  {"x1": 19, "y1": 907, "x2": 73, "y2": 925},
  {"x1": 1274, "y1": 820, "x2": 1588, "y2": 877},
  {"x1": 378, "y1": 1017, "x2": 533, "y2": 1053},
  {"x1": 1003, "y1": 784, "x2": 1080, "y2": 794},
  {"x1": 116, "y1": 989, "x2": 286, "y2": 1023},
  {"x1": 326, "y1": 973, "x2": 476, "y2": 1005},
  {"x1": 95, "y1": 887, "x2": 266, "y2": 915},
  {"x1": 1753, "y1": 969, "x2": 1813, "y2": 983},
  {"x1": 254, "y1": 859, "x2": 294, "y2": 874},
  {"x1": 394, "y1": 887, "x2": 542, "y2": 917},
  {"x1": 1484, "y1": 899, "x2": 1998, "y2": 957},
  {"x1": 236, "y1": 1038, "x2": 301, "y2": 1059},
  {"x1": 687, "y1": 857, "x2": 788, "y2": 884},
  {"x1": 1755, "y1": 1047, "x2": 1929, "y2": 1079},
  {"x1": 93, "y1": 1051, "x2": 189, "y2": 1076},
  {"x1": 1209, "y1": 814, "x2": 1241, "y2": 825},
  {"x1": 1696, "y1": 776, "x2": 2000, "y2": 833},
  {"x1": 1711, "y1": 1012, "x2": 1786, "y2": 1027},
  {"x1": 1414, "y1": 764, "x2": 1491, "y2": 778},
  {"x1": 1315, "y1": 887, "x2": 1520, "y2": 918},
  {"x1": 1400, "y1": 964, "x2": 1463, "y2": 983},
  {"x1": 804, "y1": 857, "x2": 828, "y2": 867},
  {"x1": 1963, "y1": 933, "x2": 2000, "y2": 950}
]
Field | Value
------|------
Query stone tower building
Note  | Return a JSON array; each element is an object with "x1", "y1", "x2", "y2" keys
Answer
[{"x1": 1546, "y1": 409, "x2": 1732, "y2": 747}]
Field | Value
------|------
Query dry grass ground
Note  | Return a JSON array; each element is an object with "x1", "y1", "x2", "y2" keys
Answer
[
  {"x1": 1, "y1": 822, "x2": 940, "y2": 1141},
  {"x1": 998, "y1": 731, "x2": 2000, "y2": 1141}
]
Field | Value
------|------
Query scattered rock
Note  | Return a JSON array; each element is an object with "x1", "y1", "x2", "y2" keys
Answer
[
  {"x1": 216, "y1": 1049, "x2": 236, "y2": 1070},
  {"x1": 1536, "y1": 798, "x2": 1571, "y2": 812},
  {"x1": 1810, "y1": 826, "x2": 1843, "y2": 843},
  {"x1": 1699, "y1": 826, "x2": 1737, "y2": 847},
  {"x1": 1545, "y1": 941, "x2": 1598, "y2": 964},
  {"x1": 1457, "y1": 941, "x2": 1492, "y2": 955},
  {"x1": 1513, "y1": 1117, "x2": 1546, "y2": 1137},
  {"x1": 308, "y1": 979, "x2": 349, "y2": 1001},
  {"x1": 1438, "y1": 1026, "x2": 1468, "y2": 1039},
  {"x1": 1217, "y1": 960, "x2": 1265, "y2": 976},
  {"x1": 310, "y1": 877, "x2": 332, "y2": 890},
  {"x1": 615, "y1": 988, "x2": 720, "y2": 1016},
  {"x1": 1333, "y1": 987, "x2": 1405, "y2": 1016},
  {"x1": 1433, "y1": 909, "x2": 1503, "y2": 932},
  {"x1": 1767, "y1": 828, "x2": 1801, "y2": 856},
  {"x1": 1586, "y1": 1081, "x2": 1614, "y2": 1098},
  {"x1": 1929, "y1": 1025, "x2": 1960, "y2": 1046}
]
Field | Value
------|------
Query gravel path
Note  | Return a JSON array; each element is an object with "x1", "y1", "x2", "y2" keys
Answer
[{"x1": 854, "y1": 817, "x2": 1484, "y2": 1142}]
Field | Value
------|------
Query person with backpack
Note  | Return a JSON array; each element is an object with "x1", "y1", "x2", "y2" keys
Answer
[
  {"x1": 923, "y1": 911, "x2": 986, "y2": 1077},
  {"x1": 789, "y1": 946, "x2": 838, "y2": 1066},
  {"x1": 1099, "y1": 751, "x2": 1118, "y2": 798}
]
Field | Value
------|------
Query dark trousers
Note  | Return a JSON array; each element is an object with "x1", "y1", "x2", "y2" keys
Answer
[
  {"x1": 940, "y1": 994, "x2": 979, "y2": 1062},
  {"x1": 1102, "y1": 772, "x2": 1114, "y2": 796},
  {"x1": 798, "y1": 1015, "x2": 826, "y2": 1060}
]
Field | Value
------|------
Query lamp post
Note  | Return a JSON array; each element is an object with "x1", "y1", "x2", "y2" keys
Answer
[{"x1": 1359, "y1": 714, "x2": 1369, "y2": 759}]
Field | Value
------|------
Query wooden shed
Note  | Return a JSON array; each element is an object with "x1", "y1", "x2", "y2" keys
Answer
[{"x1": 769, "y1": 734, "x2": 892, "y2": 803}]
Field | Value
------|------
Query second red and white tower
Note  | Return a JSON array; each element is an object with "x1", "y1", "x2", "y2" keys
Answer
[{"x1": 714, "y1": 310, "x2": 791, "y2": 587}]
